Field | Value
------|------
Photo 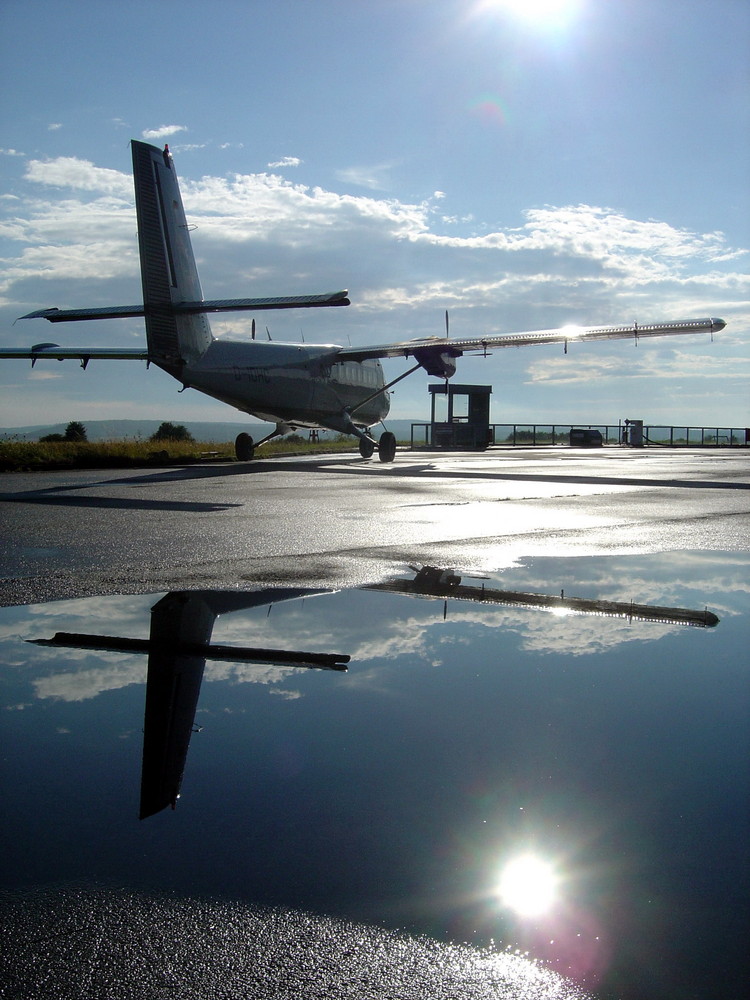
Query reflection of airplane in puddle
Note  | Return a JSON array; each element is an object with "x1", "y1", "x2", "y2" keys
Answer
[
  {"x1": 1, "y1": 140, "x2": 725, "y2": 463},
  {"x1": 33, "y1": 588, "x2": 349, "y2": 819},
  {"x1": 368, "y1": 566, "x2": 721, "y2": 628},
  {"x1": 30, "y1": 571, "x2": 718, "y2": 818}
]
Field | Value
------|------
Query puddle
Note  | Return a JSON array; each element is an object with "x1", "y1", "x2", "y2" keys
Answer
[{"x1": 0, "y1": 552, "x2": 747, "y2": 999}]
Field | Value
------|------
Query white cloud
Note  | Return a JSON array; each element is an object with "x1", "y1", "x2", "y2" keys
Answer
[
  {"x1": 525, "y1": 347, "x2": 749, "y2": 386},
  {"x1": 335, "y1": 163, "x2": 396, "y2": 191},
  {"x1": 268, "y1": 157, "x2": 302, "y2": 168},
  {"x1": 47, "y1": 123, "x2": 62, "y2": 131},
  {"x1": 0, "y1": 148, "x2": 24, "y2": 157},
  {"x1": 171, "y1": 143, "x2": 207, "y2": 153},
  {"x1": 9, "y1": 156, "x2": 745, "y2": 310},
  {"x1": 23, "y1": 156, "x2": 132, "y2": 196},
  {"x1": 141, "y1": 124, "x2": 188, "y2": 141}
]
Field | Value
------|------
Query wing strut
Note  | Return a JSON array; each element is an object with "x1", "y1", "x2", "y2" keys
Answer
[{"x1": 348, "y1": 362, "x2": 422, "y2": 418}]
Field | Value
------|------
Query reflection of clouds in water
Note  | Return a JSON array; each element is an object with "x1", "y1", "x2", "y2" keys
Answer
[
  {"x1": 502, "y1": 551, "x2": 748, "y2": 614},
  {"x1": 205, "y1": 661, "x2": 303, "y2": 687},
  {"x1": 31, "y1": 646, "x2": 310, "y2": 704},
  {"x1": 33, "y1": 654, "x2": 144, "y2": 701},
  {"x1": 345, "y1": 602, "x2": 680, "y2": 661},
  {"x1": 2, "y1": 593, "x2": 159, "y2": 700},
  {"x1": 23, "y1": 593, "x2": 156, "y2": 631},
  {"x1": 438, "y1": 605, "x2": 676, "y2": 657},
  {"x1": 4, "y1": 550, "x2": 743, "y2": 704},
  {"x1": 213, "y1": 601, "x2": 440, "y2": 670},
  {"x1": 517, "y1": 612, "x2": 674, "y2": 656},
  {"x1": 219, "y1": 596, "x2": 677, "y2": 670}
]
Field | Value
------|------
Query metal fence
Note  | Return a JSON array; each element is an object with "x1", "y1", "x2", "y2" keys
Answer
[
  {"x1": 491, "y1": 424, "x2": 619, "y2": 446},
  {"x1": 410, "y1": 423, "x2": 749, "y2": 448}
]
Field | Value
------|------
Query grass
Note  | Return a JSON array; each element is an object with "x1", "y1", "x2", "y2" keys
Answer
[{"x1": 0, "y1": 437, "x2": 360, "y2": 472}]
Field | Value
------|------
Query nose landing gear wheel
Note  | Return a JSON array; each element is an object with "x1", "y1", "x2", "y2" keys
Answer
[
  {"x1": 235, "y1": 432, "x2": 255, "y2": 461},
  {"x1": 378, "y1": 431, "x2": 397, "y2": 463}
]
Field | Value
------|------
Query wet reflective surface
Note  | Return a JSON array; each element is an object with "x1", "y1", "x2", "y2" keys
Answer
[{"x1": 1, "y1": 551, "x2": 748, "y2": 998}]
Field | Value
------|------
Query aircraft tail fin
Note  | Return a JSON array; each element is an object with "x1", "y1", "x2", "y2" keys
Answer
[{"x1": 131, "y1": 140, "x2": 212, "y2": 370}]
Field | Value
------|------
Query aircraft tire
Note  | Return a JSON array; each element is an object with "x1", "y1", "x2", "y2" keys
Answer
[
  {"x1": 235, "y1": 432, "x2": 255, "y2": 461},
  {"x1": 378, "y1": 431, "x2": 397, "y2": 463},
  {"x1": 359, "y1": 437, "x2": 376, "y2": 459}
]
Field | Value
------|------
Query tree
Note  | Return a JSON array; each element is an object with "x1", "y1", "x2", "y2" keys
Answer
[
  {"x1": 64, "y1": 421, "x2": 87, "y2": 442},
  {"x1": 150, "y1": 422, "x2": 194, "y2": 442},
  {"x1": 40, "y1": 421, "x2": 87, "y2": 443}
]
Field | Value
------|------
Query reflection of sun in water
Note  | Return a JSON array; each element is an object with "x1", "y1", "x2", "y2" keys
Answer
[
  {"x1": 549, "y1": 605, "x2": 573, "y2": 618},
  {"x1": 499, "y1": 855, "x2": 558, "y2": 917}
]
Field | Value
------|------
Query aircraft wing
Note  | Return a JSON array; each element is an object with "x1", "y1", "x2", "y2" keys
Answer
[
  {"x1": 18, "y1": 291, "x2": 350, "y2": 323},
  {"x1": 336, "y1": 317, "x2": 726, "y2": 362}
]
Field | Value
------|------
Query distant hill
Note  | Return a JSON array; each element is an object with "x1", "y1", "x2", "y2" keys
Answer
[{"x1": 0, "y1": 418, "x2": 419, "y2": 443}]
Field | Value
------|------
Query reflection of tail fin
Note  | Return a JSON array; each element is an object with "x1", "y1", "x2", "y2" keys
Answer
[{"x1": 131, "y1": 140, "x2": 212, "y2": 371}]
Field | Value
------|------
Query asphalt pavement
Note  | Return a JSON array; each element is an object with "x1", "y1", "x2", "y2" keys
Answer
[{"x1": 1, "y1": 447, "x2": 748, "y2": 606}]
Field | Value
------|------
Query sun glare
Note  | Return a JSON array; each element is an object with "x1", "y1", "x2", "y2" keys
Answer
[
  {"x1": 475, "y1": 0, "x2": 581, "y2": 29},
  {"x1": 499, "y1": 854, "x2": 558, "y2": 917}
]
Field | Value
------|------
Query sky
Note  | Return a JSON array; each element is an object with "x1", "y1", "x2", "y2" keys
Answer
[{"x1": 1, "y1": 0, "x2": 748, "y2": 430}]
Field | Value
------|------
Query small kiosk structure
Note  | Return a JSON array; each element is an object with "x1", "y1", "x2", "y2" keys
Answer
[{"x1": 426, "y1": 383, "x2": 493, "y2": 450}]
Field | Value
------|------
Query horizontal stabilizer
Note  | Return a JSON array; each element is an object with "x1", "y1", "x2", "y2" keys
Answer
[
  {"x1": 19, "y1": 291, "x2": 350, "y2": 324},
  {"x1": 194, "y1": 292, "x2": 350, "y2": 313},
  {"x1": 0, "y1": 344, "x2": 149, "y2": 362},
  {"x1": 20, "y1": 305, "x2": 146, "y2": 323}
]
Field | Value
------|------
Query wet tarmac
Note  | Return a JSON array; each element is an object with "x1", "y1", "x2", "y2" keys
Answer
[
  {"x1": 1, "y1": 447, "x2": 748, "y2": 998},
  {"x1": 0, "y1": 448, "x2": 748, "y2": 605}
]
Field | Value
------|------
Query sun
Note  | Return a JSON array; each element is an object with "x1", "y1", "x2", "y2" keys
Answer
[{"x1": 498, "y1": 854, "x2": 558, "y2": 917}]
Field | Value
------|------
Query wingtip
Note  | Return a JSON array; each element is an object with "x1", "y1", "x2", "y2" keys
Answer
[{"x1": 19, "y1": 307, "x2": 59, "y2": 321}]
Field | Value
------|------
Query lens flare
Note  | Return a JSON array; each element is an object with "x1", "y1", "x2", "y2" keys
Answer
[
  {"x1": 476, "y1": 0, "x2": 581, "y2": 25},
  {"x1": 499, "y1": 854, "x2": 558, "y2": 917}
]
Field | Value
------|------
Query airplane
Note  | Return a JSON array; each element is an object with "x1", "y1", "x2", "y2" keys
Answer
[{"x1": 1, "y1": 140, "x2": 727, "y2": 463}]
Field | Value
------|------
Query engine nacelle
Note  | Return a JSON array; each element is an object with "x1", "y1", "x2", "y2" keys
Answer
[{"x1": 413, "y1": 345, "x2": 461, "y2": 378}]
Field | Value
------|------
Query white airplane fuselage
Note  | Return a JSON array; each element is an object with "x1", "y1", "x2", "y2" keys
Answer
[{"x1": 180, "y1": 340, "x2": 389, "y2": 432}]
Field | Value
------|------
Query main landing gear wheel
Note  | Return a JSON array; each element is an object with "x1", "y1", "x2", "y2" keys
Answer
[
  {"x1": 378, "y1": 431, "x2": 397, "y2": 463},
  {"x1": 235, "y1": 432, "x2": 255, "y2": 461},
  {"x1": 358, "y1": 437, "x2": 376, "y2": 459}
]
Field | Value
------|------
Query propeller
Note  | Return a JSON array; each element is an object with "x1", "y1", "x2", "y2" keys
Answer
[
  {"x1": 445, "y1": 310, "x2": 450, "y2": 339},
  {"x1": 251, "y1": 318, "x2": 256, "y2": 340}
]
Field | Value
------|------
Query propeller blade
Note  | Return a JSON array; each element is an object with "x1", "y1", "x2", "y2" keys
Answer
[
  {"x1": 251, "y1": 318, "x2": 256, "y2": 340},
  {"x1": 445, "y1": 310, "x2": 450, "y2": 338}
]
